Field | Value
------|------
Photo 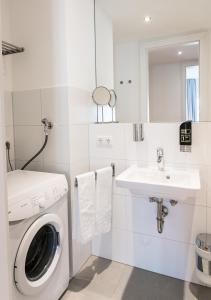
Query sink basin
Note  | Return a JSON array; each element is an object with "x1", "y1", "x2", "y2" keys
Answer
[{"x1": 116, "y1": 165, "x2": 200, "y2": 199}]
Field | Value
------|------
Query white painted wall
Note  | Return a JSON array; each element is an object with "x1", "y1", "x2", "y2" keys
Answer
[
  {"x1": 9, "y1": 0, "x2": 67, "y2": 91},
  {"x1": 90, "y1": 122, "x2": 211, "y2": 285},
  {"x1": 1, "y1": 0, "x2": 13, "y2": 91},
  {"x1": 96, "y1": 3, "x2": 114, "y2": 89},
  {"x1": 66, "y1": 0, "x2": 95, "y2": 92},
  {"x1": 94, "y1": 3, "x2": 114, "y2": 123},
  {"x1": 1, "y1": 0, "x2": 15, "y2": 170},
  {"x1": 0, "y1": 2, "x2": 12, "y2": 298},
  {"x1": 0, "y1": 97, "x2": 11, "y2": 300},
  {"x1": 114, "y1": 42, "x2": 140, "y2": 122}
]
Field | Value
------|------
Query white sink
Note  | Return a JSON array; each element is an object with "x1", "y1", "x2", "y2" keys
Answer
[{"x1": 116, "y1": 165, "x2": 200, "y2": 199}]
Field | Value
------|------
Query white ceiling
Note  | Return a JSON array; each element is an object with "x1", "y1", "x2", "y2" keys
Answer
[
  {"x1": 149, "y1": 42, "x2": 199, "y2": 65},
  {"x1": 97, "y1": 0, "x2": 211, "y2": 42}
]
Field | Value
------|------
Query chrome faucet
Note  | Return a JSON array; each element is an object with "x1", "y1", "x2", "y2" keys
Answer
[{"x1": 157, "y1": 147, "x2": 165, "y2": 171}]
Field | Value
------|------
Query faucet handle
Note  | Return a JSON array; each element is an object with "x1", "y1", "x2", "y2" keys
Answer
[
  {"x1": 149, "y1": 197, "x2": 155, "y2": 202},
  {"x1": 149, "y1": 197, "x2": 164, "y2": 204}
]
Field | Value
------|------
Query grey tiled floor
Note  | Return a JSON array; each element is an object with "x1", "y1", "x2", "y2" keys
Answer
[{"x1": 61, "y1": 256, "x2": 211, "y2": 300}]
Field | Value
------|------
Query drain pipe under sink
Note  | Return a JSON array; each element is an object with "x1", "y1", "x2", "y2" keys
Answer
[{"x1": 149, "y1": 197, "x2": 178, "y2": 233}]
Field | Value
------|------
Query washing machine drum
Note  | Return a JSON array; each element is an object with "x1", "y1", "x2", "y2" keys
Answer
[{"x1": 14, "y1": 214, "x2": 64, "y2": 296}]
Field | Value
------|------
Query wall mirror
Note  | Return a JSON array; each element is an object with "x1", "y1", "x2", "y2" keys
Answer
[
  {"x1": 95, "y1": 0, "x2": 211, "y2": 122},
  {"x1": 148, "y1": 41, "x2": 200, "y2": 122}
]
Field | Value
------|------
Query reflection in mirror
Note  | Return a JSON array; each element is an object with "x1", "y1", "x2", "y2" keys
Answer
[
  {"x1": 96, "y1": 0, "x2": 211, "y2": 122},
  {"x1": 149, "y1": 42, "x2": 200, "y2": 122}
]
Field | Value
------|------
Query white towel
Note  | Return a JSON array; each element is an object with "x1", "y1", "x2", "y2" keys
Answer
[
  {"x1": 95, "y1": 167, "x2": 113, "y2": 235},
  {"x1": 76, "y1": 172, "x2": 96, "y2": 244}
]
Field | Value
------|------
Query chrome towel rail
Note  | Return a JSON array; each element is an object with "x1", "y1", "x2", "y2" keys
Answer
[{"x1": 74, "y1": 163, "x2": 115, "y2": 188}]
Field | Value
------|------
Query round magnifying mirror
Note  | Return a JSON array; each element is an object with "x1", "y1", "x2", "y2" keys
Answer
[
  {"x1": 109, "y1": 89, "x2": 117, "y2": 108},
  {"x1": 92, "y1": 86, "x2": 111, "y2": 106}
]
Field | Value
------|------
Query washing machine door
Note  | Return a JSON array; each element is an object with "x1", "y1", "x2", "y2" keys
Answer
[{"x1": 14, "y1": 213, "x2": 64, "y2": 296}]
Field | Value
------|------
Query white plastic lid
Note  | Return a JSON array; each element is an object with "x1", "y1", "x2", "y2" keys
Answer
[{"x1": 7, "y1": 170, "x2": 68, "y2": 206}]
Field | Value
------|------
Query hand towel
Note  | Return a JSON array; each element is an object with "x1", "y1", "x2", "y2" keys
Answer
[
  {"x1": 95, "y1": 167, "x2": 113, "y2": 235},
  {"x1": 76, "y1": 172, "x2": 96, "y2": 244}
]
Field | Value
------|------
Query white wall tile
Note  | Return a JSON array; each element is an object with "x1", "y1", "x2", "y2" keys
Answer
[
  {"x1": 13, "y1": 90, "x2": 41, "y2": 125},
  {"x1": 90, "y1": 157, "x2": 126, "y2": 175},
  {"x1": 135, "y1": 123, "x2": 209, "y2": 165},
  {"x1": 70, "y1": 160, "x2": 90, "y2": 183},
  {"x1": 5, "y1": 126, "x2": 15, "y2": 160},
  {"x1": 43, "y1": 126, "x2": 69, "y2": 164},
  {"x1": 41, "y1": 87, "x2": 69, "y2": 126},
  {"x1": 92, "y1": 229, "x2": 198, "y2": 284},
  {"x1": 69, "y1": 87, "x2": 95, "y2": 124},
  {"x1": 123, "y1": 123, "x2": 209, "y2": 166},
  {"x1": 90, "y1": 123, "x2": 210, "y2": 166},
  {"x1": 124, "y1": 123, "x2": 148, "y2": 161},
  {"x1": 6, "y1": 160, "x2": 15, "y2": 172},
  {"x1": 112, "y1": 194, "x2": 127, "y2": 230},
  {"x1": 90, "y1": 157, "x2": 129, "y2": 195},
  {"x1": 72, "y1": 238, "x2": 92, "y2": 276},
  {"x1": 15, "y1": 160, "x2": 43, "y2": 171},
  {"x1": 70, "y1": 125, "x2": 89, "y2": 163},
  {"x1": 124, "y1": 123, "x2": 180, "y2": 163},
  {"x1": 205, "y1": 207, "x2": 211, "y2": 233},
  {"x1": 205, "y1": 123, "x2": 211, "y2": 166},
  {"x1": 131, "y1": 233, "x2": 197, "y2": 283},
  {"x1": 43, "y1": 161, "x2": 69, "y2": 177},
  {"x1": 89, "y1": 124, "x2": 127, "y2": 159},
  {"x1": 205, "y1": 166, "x2": 211, "y2": 207},
  {"x1": 14, "y1": 125, "x2": 43, "y2": 161}
]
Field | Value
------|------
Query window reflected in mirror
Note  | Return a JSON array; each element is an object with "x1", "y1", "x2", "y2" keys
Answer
[{"x1": 149, "y1": 41, "x2": 200, "y2": 122}]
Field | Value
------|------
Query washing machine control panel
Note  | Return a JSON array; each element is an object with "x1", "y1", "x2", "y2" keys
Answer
[{"x1": 8, "y1": 176, "x2": 68, "y2": 222}]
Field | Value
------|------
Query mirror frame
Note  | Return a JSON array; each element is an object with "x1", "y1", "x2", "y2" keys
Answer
[{"x1": 140, "y1": 32, "x2": 209, "y2": 122}]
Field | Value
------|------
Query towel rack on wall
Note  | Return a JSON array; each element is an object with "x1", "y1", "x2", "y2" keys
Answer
[
  {"x1": 2, "y1": 41, "x2": 24, "y2": 56},
  {"x1": 74, "y1": 163, "x2": 115, "y2": 188}
]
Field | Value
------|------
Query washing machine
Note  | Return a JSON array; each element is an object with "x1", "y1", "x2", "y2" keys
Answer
[{"x1": 7, "y1": 170, "x2": 70, "y2": 300}]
